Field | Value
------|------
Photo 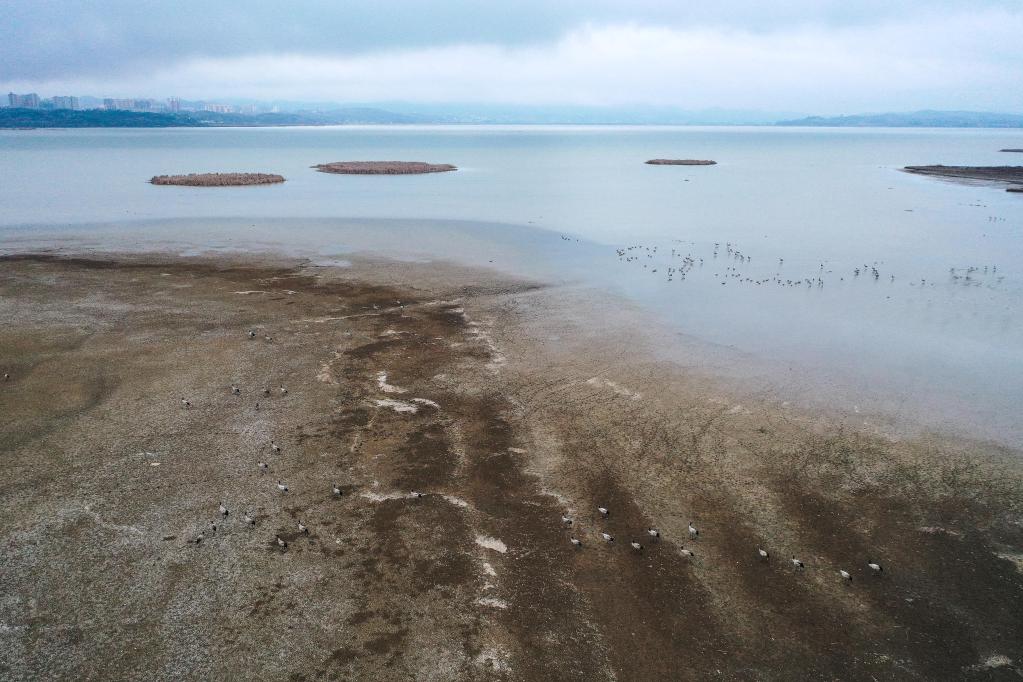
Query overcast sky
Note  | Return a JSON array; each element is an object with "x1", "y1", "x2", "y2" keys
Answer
[{"x1": 3, "y1": 0, "x2": 1022, "y2": 113}]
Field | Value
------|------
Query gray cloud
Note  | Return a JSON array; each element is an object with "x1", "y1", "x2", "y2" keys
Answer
[{"x1": 2, "y1": 1, "x2": 1021, "y2": 112}]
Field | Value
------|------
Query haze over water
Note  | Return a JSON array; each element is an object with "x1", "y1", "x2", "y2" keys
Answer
[{"x1": 2, "y1": 125, "x2": 1021, "y2": 445}]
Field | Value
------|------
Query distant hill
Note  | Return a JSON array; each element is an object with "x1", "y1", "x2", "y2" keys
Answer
[
  {"x1": 776, "y1": 110, "x2": 1023, "y2": 128},
  {"x1": 0, "y1": 107, "x2": 426, "y2": 128}
]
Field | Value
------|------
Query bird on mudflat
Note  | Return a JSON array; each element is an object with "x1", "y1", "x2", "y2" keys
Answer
[
  {"x1": 758, "y1": 547, "x2": 770, "y2": 560},
  {"x1": 597, "y1": 507, "x2": 609, "y2": 518},
  {"x1": 244, "y1": 512, "x2": 255, "y2": 526},
  {"x1": 276, "y1": 535, "x2": 288, "y2": 550},
  {"x1": 630, "y1": 540, "x2": 643, "y2": 552},
  {"x1": 840, "y1": 569, "x2": 853, "y2": 581},
  {"x1": 680, "y1": 546, "x2": 695, "y2": 558},
  {"x1": 298, "y1": 521, "x2": 308, "y2": 535},
  {"x1": 647, "y1": 528, "x2": 660, "y2": 540},
  {"x1": 791, "y1": 556, "x2": 805, "y2": 569},
  {"x1": 219, "y1": 502, "x2": 229, "y2": 517},
  {"x1": 601, "y1": 532, "x2": 614, "y2": 543},
  {"x1": 276, "y1": 480, "x2": 289, "y2": 493},
  {"x1": 570, "y1": 537, "x2": 583, "y2": 548},
  {"x1": 688, "y1": 521, "x2": 699, "y2": 539},
  {"x1": 332, "y1": 483, "x2": 342, "y2": 497},
  {"x1": 561, "y1": 515, "x2": 573, "y2": 526},
  {"x1": 867, "y1": 560, "x2": 884, "y2": 574},
  {"x1": 181, "y1": 397, "x2": 192, "y2": 408}
]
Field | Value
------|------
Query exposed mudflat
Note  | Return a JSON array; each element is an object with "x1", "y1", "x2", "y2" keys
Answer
[
  {"x1": 150, "y1": 173, "x2": 286, "y2": 186},
  {"x1": 312, "y1": 162, "x2": 457, "y2": 175},
  {"x1": 903, "y1": 165, "x2": 1023, "y2": 189},
  {"x1": 1, "y1": 253, "x2": 1021, "y2": 681}
]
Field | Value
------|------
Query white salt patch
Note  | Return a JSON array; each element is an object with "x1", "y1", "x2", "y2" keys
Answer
[
  {"x1": 373, "y1": 399, "x2": 418, "y2": 414},
  {"x1": 412, "y1": 398, "x2": 440, "y2": 409},
  {"x1": 360, "y1": 491, "x2": 407, "y2": 502},
  {"x1": 376, "y1": 371, "x2": 407, "y2": 394},
  {"x1": 442, "y1": 495, "x2": 469, "y2": 508},
  {"x1": 477, "y1": 597, "x2": 509, "y2": 609},
  {"x1": 482, "y1": 561, "x2": 497, "y2": 577},
  {"x1": 967, "y1": 655, "x2": 1013, "y2": 671},
  {"x1": 233, "y1": 290, "x2": 269, "y2": 295},
  {"x1": 474, "y1": 648, "x2": 511, "y2": 672},
  {"x1": 727, "y1": 404, "x2": 749, "y2": 415},
  {"x1": 508, "y1": 447, "x2": 527, "y2": 454},
  {"x1": 475, "y1": 535, "x2": 507, "y2": 554},
  {"x1": 586, "y1": 377, "x2": 642, "y2": 400}
]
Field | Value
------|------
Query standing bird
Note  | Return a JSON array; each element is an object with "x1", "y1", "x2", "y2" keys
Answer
[
  {"x1": 867, "y1": 560, "x2": 884, "y2": 574},
  {"x1": 194, "y1": 533, "x2": 205, "y2": 545},
  {"x1": 680, "y1": 546, "x2": 695, "y2": 558},
  {"x1": 271, "y1": 441, "x2": 281, "y2": 454},
  {"x1": 3, "y1": 373, "x2": 9, "y2": 381},
  {"x1": 791, "y1": 556, "x2": 805, "y2": 569},
  {"x1": 262, "y1": 388, "x2": 271, "y2": 397},
  {"x1": 561, "y1": 515, "x2": 573, "y2": 526},
  {"x1": 597, "y1": 506, "x2": 609, "y2": 518},
  {"x1": 276, "y1": 480, "x2": 289, "y2": 493},
  {"x1": 647, "y1": 528, "x2": 661, "y2": 540},
  {"x1": 332, "y1": 483, "x2": 342, "y2": 497},
  {"x1": 219, "y1": 502, "x2": 229, "y2": 517},
  {"x1": 757, "y1": 547, "x2": 770, "y2": 560},
  {"x1": 181, "y1": 397, "x2": 192, "y2": 408},
  {"x1": 257, "y1": 461, "x2": 269, "y2": 472},
  {"x1": 279, "y1": 385, "x2": 288, "y2": 395},
  {"x1": 276, "y1": 535, "x2": 288, "y2": 550},
  {"x1": 248, "y1": 330, "x2": 257, "y2": 339},
  {"x1": 244, "y1": 512, "x2": 255, "y2": 526},
  {"x1": 688, "y1": 521, "x2": 699, "y2": 539},
  {"x1": 298, "y1": 521, "x2": 308, "y2": 535},
  {"x1": 630, "y1": 540, "x2": 643, "y2": 552},
  {"x1": 410, "y1": 491, "x2": 425, "y2": 499},
  {"x1": 264, "y1": 335, "x2": 273, "y2": 343},
  {"x1": 209, "y1": 522, "x2": 217, "y2": 535},
  {"x1": 570, "y1": 537, "x2": 583, "y2": 548},
  {"x1": 839, "y1": 569, "x2": 853, "y2": 581},
  {"x1": 231, "y1": 385, "x2": 240, "y2": 395},
  {"x1": 601, "y1": 532, "x2": 615, "y2": 543}
]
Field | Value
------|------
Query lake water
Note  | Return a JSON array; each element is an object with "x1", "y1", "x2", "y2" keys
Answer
[{"x1": 2, "y1": 125, "x2": 1022, "y2": 445}]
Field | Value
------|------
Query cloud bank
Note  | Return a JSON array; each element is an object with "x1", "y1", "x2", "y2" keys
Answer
[{"x1": 2, "y1": 3, "x2": 1021, "y2": 113}]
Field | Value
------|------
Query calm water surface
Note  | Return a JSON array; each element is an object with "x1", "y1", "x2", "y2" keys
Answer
[{"x1": 2, "y1": 125, "x2": 1022, "y2": 444}]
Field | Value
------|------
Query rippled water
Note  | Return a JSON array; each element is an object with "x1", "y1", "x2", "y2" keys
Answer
[{"x1": 2, "y1": 125, "x2": 1022, "y2": 444}]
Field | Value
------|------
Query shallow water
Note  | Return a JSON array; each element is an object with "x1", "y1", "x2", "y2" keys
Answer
[{"x1": 1, "y1": 125, "x2": 1022, "y2": 444}]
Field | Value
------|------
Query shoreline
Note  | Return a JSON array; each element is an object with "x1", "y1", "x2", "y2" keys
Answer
[{"x1": 1, "y1": 250, "x2": 1021, "y2": 679}]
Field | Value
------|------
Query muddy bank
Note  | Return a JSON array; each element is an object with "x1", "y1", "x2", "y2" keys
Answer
[
  {"x1": 0, "y1": 253, "x2": 1021, "y2": 680},
  {"x1": 313, "y1": 161, "x2": 457, "y2": 175},
  {"x1": 903, "y1": 165, "x2": 1023, "y2": 190},
  {"x1": 150, "y1": 173, "x2": 285, "y2": 186}
]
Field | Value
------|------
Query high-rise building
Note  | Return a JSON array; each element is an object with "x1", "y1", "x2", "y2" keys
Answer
[
  {"x1": 167, "y1": 97, "x2": 181, "y2": 112},
  {"x1": 203, "y1": 103, "x2": 234, "y2": 113},
  {"x1": 7, "y1": 92, "x2": 41, "y2": 108},
  {"x1": 51, "y1": 96, "x2": 79, "y2": 110},
  {"x1": 104, "y1": 98, "x2": 135, "y2": 110}
]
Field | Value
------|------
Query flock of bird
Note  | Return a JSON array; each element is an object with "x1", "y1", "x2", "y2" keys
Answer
[
  {"x1": 175, "y1": 323, "x2": 893, "y2": 587},
  {"x1": 609, "y1": 238, "x2": 1006, "y2": 293},
  {"x1": 185, "y1": 329, "x2": 345, "y2": 551},
  {"x1": 559, "y1": 504, "x2": 883, "y2": 582}
]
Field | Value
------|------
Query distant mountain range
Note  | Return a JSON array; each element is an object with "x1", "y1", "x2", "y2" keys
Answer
[
  {"x1": 3, "y1": 106, "x2": 1023, "y2": 129},
  {"x1": 776, "y1": 110, "x2": 1023, "y2": 128}
]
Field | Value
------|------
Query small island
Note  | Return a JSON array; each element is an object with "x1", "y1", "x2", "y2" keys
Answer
[
  {"x1": 312, "y1": 161, "x2": 457, "y2": 175},
  {"x1": 150, "y1": 173, "x2": 285, "y2": 187},
  {"x1": 1001, "y1": 149, "x2": 1023, "y2": 153},
  {"x1": 645, "y1": 159, "x2": 717, "y2": 166}
]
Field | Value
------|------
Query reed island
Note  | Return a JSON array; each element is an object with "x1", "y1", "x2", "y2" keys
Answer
[
  {"x1": 150, "y1": 173, "x2": 286, "y2": 186},
  {"x1": 312, "y1": 161, "x2": 457, "y2": 174}
]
